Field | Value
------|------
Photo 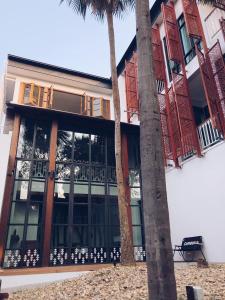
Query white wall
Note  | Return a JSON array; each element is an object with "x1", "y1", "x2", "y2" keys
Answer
[
  {"x1": 118, "y1": 73, "x2": 128, "y2": 123},
  {"x1": 0, "y1": 133, "x2": 12, "y2": 218},
  {"x1": 166, "y1": 141, "x2": 225, "y2": 262}
]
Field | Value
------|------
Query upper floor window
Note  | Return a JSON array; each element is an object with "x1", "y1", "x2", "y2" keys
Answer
[
  {"x1": 19, "y1": 83, "x2": 111, "y2": 120},
  {"x1": 22, "y1": 83, "x2": 53, "y2": 108},
  {"x1": 178, "y1": 15, "x2": 202, "y2": 65}
]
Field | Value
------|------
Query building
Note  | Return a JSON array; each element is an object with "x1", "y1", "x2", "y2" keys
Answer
[{"x1": 0, "y1": 0, "x2": 225, "y2": 269}]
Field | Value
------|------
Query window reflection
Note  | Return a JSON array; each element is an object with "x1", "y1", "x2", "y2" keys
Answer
[
  {"x1": 74, "y1": 133, "x2": 89, "y2": 163},
  {"x1": 17, "y1": 119, "x2": 34, "y2": 159},
  {"x1": 34, "y1": 123, "x2": 50, "y2": 159},
  {"x1": 15, "y1": 161, "x2": 31, "y2": 179},
  {"x1": 56, "y1": 131, "x2": 73, "y2": 161},
  {"x1": 91, "y1": 135, "x2": 105, "y2": 165},
  {"x1": 7, "y1": 226, "x2": 24, "y2": 249}
]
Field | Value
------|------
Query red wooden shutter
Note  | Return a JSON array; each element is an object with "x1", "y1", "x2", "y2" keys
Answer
[
  {"x1": 161, "y1": 3, "x2": 183, "y2": 63},
  {"x1": 214, "y1": 1, "x2": 225, "y2": 11},
  {"x1": 152, "y1": 27, "x2": 166, "y2": 82},
  {"x1": 182, "y1": 0, "x2": 203, "y2": 39},
  {"x1": 162, "y1": 2, "x2": 201, "y2": 157},
  {"x1": 207, "y1": 42, "x2": 225, "y2": 134},
  {"x1": 172, "y1": 73, "x2": 201, "y2": 155},
  {"x1": 196, "y1": 45, "x2": 223, "y2": 133},
  {"x1": 168, "y1": 87, "x2": 182, "y2": 159},
  {"x1": 152, "y1": 26, "x2": 180, "y2": 166},
  {"x1": 125, "y1": 52, "x2": 139, "y2": 123}
]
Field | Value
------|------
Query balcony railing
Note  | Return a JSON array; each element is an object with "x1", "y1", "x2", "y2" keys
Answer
[{"x1": 198, "y1": 118, "x2": 223, "y2": 150}]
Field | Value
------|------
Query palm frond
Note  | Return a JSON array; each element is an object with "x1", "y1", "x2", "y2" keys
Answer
[{"x1": 60, "y1": 0, "x2": 88, "y2": 18}]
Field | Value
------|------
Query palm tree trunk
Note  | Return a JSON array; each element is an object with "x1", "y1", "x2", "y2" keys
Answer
[
  {"x1": 106, "y1": 10, "x2": 135, "y2": 265},
  {"x1": 135, "y1": 0, "x2": 177, "y2": 299}
]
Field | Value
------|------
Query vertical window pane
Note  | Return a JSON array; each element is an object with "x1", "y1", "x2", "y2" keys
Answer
[
  {"x1": 56, "y1": 131, "x2": 73, "y2": 161},
  {"x1": 90, "y1": 226, "x2": 105, "y2": 247},
  {"x1": 74, "y1": 133, "x2": 89, "y2": 163},
  {"x1": 51, "y1": 225, "x2": 68, "y2": 248},
  {"x1": 13, "y1": 181, "x2": 29, "y2": 201},
  {"x1": 32, "y1": 161, "x2": 47, "y2": 179},
  {"x1": 91, "y1": 135, "x2": 105, "y2": 165},
  {"x1": 131, "y1": 206, "x2": 142, "y2": 225},
  {"x1": 30, "y1": 181, "x2": 45, "y2": 202},
  {"x1": 132, "y1": 226, "x2": 143, "y2": 246},
  {"x1": 53, "y1": 203, "x2": 69, "y2": 224},
  {"x1": 108, "y1": 226, "x2": 120, "y2": 247},
  {"x1": 26, "y1": 225, "x2": 40, "y2": 243},
  {"x1": 34, "y1": 122, "x2": 50, "y2": 159},
  {"x1": 15, "y1": 161, "x2": 31, "y2": 179},
  {"x1": 17, "y1": 119, "x2": 34, "y2": 159},
  {"x1": 55, "y1": 164, "x2": 71, "y2": 182},
  {"x1": 91, "y1": 197, "x2": 105, "y2": 225},
  {"x1": 23, "y1": 84, "x2": 31, "y2": 104},
  {"x1": 107, "y1": 137, "x2": 115, "y2": 166},
  {"x1": 10, "y1": 202, "x2": 26, "y2": 224},
  {"x1": 73, "y1": 204, "x2": 88, "y2": 224},
  {"x1": 54, "y1": 183, "x2": 70, "y2": 200},
  {"x1": 72, "y1": 226, "x2": 88, "y2": 247},
  {"x1": 6, "y1": 226, "x2": 24, "y2": 249},
  {"x1": 28, "y1": 203, "x2": 43, "y2": 224}
]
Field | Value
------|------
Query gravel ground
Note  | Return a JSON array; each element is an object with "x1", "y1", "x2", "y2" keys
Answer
[{"x1": 8, "y1": 264, "x2": 225, "y2": 300}]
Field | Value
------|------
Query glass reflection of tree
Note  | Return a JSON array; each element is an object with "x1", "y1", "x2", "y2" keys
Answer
[
  {"x1": 74, "y1": 133, "x2": 89, "y2": 163},
  {"x1": 91, "y1": 135, "x2": 105, "y2": 164},
  {"x1": 34, "y1": 125, "x2": 49, "y2": 159},
  {"x1": 17, "y1": 120, "x2": 34, "y2": 158},
  {"x1": 56, "y1": 131, "x2": 73, "y2": 161}
]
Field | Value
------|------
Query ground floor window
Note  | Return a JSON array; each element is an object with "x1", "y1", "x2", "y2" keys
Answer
[{"x1": 3, "y1": 118, "x2": 145, "y2": 268}]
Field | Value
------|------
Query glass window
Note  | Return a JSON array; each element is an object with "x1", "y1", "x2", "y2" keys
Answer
[
  {"x1": 74, "y1": 133, "x2": 89, "y2": 163},
  {"x1": 130, "y1": 187, "x2": 141, "y2": 201},
  {"x1": 28, "y1": 203, "x2": 43, "y2": 224},
  {"x1": 91, "y1": 197, "x2": 105, "y2": 225},
  {"x1": 132, "y1": 226, "x2": 143, "y2": 246},
  {"x1": 109, "y1": 185, "x2": 118, "y2": 196},
  {"x1": 108, "y1": 226, "x2": 120, "y2": 247},
  {"x1": 34, "y1": 122, "x2": 50, "y2": 159},
  {"x1": 53, "y1": 203, "x2": 69, "y2": 224},
  {"x1": 91, "y1": 185, "x2": 105, "y2": 195},
  {"x1": 32, "y1": 161, "x2": 47, "y2": 179},
  {"x1": 131, "y1": 206, "x2": 142, "y2": 226},
  {"x1": 13, "y1": 181, "x2": 29, "y2": 201},
  {"x1": 73, "y1": 204, "x2": 88, "y2": 225},
  {"x1": 6, "y1": 225, "x2": 24, "y2": 249},
  {"x1": 74, "y1": 183, "x2": 89, "y2": 195},
  {"x1": 90, "y1": 226, "x2": 105, "y2": 247},
  {"x1": 54, "y1": 183, "x2": 70, "y2": 201},
  {"x1": 108, "y1": 201, "x2": 119, "y2": 226},
  {"x1": 17, "y1": 119, "x2": 34, "y2": 159},
  {"x1": 10, "y1": 202, "x2": 26, "y2": 224},
  {"x1": 72, "y1": 226, "x2": 88, "y2": 247},
  {"x1": 30, "y1": 181, "x2": 45, "y2": 198},
  {"x1": 56, "y1": 131, "x2": 73, "y2": 162},
  {"x1": 26, "y1": 225, "x2": 40, "y2": 242},
  {"x1": 91, "y1": 135, "x2": 105, "y2": 165},
  {"x1": 129, "y1": 170, "x2": 140, "y2": 187},
  {"x1": 15, "y1": 161, "x2": 31, "y2": 179},
  {"x1": 107, "y1": 137, "x2": 115, "y2": 166},
  {"x1": 51, "y1": 225, "x2": 68, "y2": 248}
]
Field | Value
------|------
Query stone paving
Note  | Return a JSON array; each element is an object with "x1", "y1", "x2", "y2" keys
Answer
[{"x1": 8, "y1": 264, "x2": 225, "y2": 299}]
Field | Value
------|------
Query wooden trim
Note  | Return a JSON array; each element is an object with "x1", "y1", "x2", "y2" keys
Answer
[
  {"x1": 0, "y1": 115, "x2": 21, "y2": 266},
  {"x1": 42, "y1": 120, "x2": 58, "y2": 267},
  {"x1": 121, "y1": 132, "x2": 133, "y2": 242},
  {"x1": 18, "y1": 83, "x2": 25, "y2": 104}
]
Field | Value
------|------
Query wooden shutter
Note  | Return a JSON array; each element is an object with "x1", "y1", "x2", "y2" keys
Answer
[
  {"x1": 102, "y1": 99, "x2": 110, "y2": 119},
  {"x1": 182, "y1": 0, "x2": 203, "y2": 39},
  {"x1": 196, "y1": 45, "x2": 223, "y2": 133},
  {"x1": 214, "y1": 1, "x2": 225, "y2": 11},
  {"x1": 162, "y1": 2, "x2": 201, "y2": 157},
  {"x1": 125, "y1": 52, "x2": 139, "y2": 122},
  {"x1": 152, "y1": 26, "x2": 180, "y2": 166},
  {"x1": 162, "y1": 3, "x2": 183, "y2": 64}
]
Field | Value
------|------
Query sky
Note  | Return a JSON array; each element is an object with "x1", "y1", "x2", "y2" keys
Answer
[{"x1": 0, "y1": 0, "x2": 137, "y2": 79}]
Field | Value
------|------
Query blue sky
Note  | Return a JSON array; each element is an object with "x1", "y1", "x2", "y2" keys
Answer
[{"x1": 0, "y1": 0, "x2": 137, "y2": 78}]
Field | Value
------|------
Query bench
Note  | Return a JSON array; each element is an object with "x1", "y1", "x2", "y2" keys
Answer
[{"x1": 173, "y1": 236, "x2": 206, "y2": 262}]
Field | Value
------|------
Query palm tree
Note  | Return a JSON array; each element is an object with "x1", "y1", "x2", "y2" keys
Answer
[
  {"x1": 135, "y1": 0, "x2": 177, "y2": 299},
  {"x1": 60, "y1": 0, "x2": 135, "y2": 265}
]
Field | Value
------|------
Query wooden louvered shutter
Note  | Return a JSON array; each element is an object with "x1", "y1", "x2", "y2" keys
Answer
[
  {"x1": 197, "y1": 42, "x2": 225, "y2": 135},
  {"x1": 182, "y1": 0, "x2": 203, "y2": 39},
  {"x1": 161, "y1": 3, "x2": 183, "y2": 64},
  {"x1": 152, "y1": 27, "x2": 180, "y2": 167},
  {"x1": 162, "y1": 2, "x2": 201, "y2": 157},
  {"x1": 125, "y1": 53, "x2": 139, "y2": 123},
  {"x1": 207, "y1": 42, "x2": 225, "y2": 134}
]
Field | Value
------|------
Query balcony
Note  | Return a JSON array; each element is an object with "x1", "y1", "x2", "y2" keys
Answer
[{"x1": 198, "y1": 118, "x2": 223, "y2": 150}]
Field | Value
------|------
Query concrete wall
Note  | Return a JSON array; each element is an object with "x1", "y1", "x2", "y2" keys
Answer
[
  {"x1": 0, "y1": 133, "x2": 12, "y2": 218},
  {"x1": 166, "y1": 141, "x2": 225, "y2": 262}
]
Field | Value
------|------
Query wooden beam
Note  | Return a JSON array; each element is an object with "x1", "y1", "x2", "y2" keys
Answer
[
  {"x1": 42, "y1": 120, "x2": 58, "y2": 267},
  {"x1": 0, "y1": 115, "x2": 20, "y2": 266}
]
